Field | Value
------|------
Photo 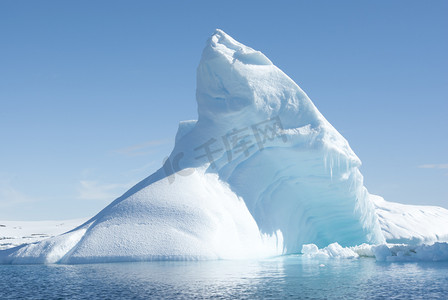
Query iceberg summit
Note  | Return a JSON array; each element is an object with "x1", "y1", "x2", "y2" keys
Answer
[{"x1": 1, "y1": 29, "x2": 448, "y2": 264}]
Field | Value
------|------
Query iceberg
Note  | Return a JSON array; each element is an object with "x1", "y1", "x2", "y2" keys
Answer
[{"x1": 1, "y1": 29, "x2": 447, "y2": 264}]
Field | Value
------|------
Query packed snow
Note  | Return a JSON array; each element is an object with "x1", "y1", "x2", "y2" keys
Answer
[
  {"x1": 372, "y1": 195, "x2": 448, "y2": 245},
  {"x1": 1, "y1": 29, "x2": 447, "y2": 264}
]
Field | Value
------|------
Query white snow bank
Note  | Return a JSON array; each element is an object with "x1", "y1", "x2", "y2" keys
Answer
[
  {"x1": 63, "y1": 170, "x2": 283, "y2": 263},
  {"x1": 1, "y1": 170, "x2": 282, "y2": 264},
  {"x1": 301, "y1": 242, "x2": 448, "y2": 262},
  {"x1": 372, "y1": 195, "x2": 448, "y2": 245}
]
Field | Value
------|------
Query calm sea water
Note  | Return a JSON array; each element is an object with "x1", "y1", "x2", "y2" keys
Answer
[{"x1": 0, "y1": 256, "x2": 447, "y2": 299}]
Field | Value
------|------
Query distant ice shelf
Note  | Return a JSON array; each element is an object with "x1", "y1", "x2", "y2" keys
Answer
[{"x1": 0, "y1": 219, "x2": 87, "y2": 250}]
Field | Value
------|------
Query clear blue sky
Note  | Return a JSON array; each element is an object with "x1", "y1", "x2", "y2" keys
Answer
[{"x1": 1, "y1": 1, "x2": 447, "y2": 220}]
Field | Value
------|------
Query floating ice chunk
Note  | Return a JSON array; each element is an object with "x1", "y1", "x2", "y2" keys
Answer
[
  {"x1": 302, "y1": 242, "x2": 448, "y2": 262},
  {"x1": 302, "y1": 243, "x2": 359, "y2": 259},
  {"x1": 372, "y1": 243, "x2": 448, "y2": 262}
]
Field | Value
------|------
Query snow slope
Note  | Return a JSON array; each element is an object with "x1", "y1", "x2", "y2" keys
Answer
[{"x1": 1, "y1": 29, "x2": 447, "y2": 264}]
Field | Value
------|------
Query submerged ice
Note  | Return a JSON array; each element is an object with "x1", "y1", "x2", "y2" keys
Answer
[{"x1": 1, "y1": 30, "x2": 447, "y2": 264}]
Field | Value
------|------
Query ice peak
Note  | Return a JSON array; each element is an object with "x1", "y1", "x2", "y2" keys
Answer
[
  {"x1": 197, "y1": 30, "x2": 316, "y2": 130},
  {"x1": 211, "y1": 28, "x2": 232, "y2": 42},
  {"x1": 205, "y1": 29, "x2": 272, "y2": 66}
]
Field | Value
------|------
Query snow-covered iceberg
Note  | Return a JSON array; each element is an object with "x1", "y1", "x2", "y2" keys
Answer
[{"x1": 1, "y1": 30, "x2": 447, "y2": 264}]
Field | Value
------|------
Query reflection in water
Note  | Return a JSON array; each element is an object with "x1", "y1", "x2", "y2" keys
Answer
[{"x1": 1, "y1": 256, "x2": 447, "y2": 299}]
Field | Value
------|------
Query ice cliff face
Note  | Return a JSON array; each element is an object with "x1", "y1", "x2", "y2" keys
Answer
[{"x1": 5, "y1": 29, "x2": 443, "y2": 264}]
